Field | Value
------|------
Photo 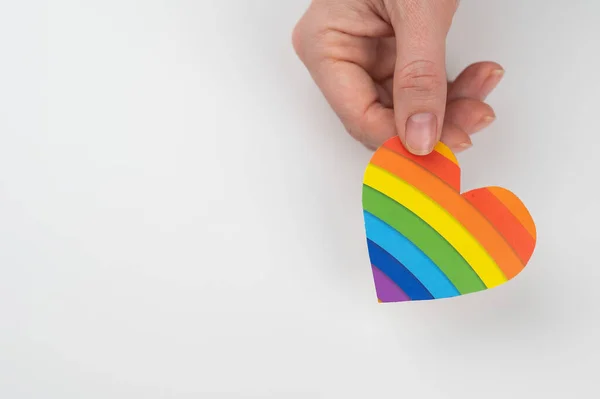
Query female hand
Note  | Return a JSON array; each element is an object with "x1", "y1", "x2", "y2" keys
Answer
[{"x1": 292, "y1": 0, "x2": 504, "y2": 155}]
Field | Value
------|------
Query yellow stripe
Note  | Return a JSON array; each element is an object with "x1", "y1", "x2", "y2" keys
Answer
[
  {"x1": 364, "y1": 164, "x2": 507, "y2": 288},
  {"x1": 433, "y1": 142, "x2": 458, "y2": 165}
]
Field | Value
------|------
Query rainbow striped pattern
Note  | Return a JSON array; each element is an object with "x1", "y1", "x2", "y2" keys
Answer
[{"x1": 363, "y1": 137, "x2": 536, "y2": 302}]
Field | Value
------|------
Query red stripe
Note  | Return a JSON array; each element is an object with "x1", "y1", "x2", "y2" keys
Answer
[
  {"x1": 463, "y1": 188, "x2": 536, "y2": 264},
  {"x1": 382, "y1": 138, "x2": 460, "y2": 191}
]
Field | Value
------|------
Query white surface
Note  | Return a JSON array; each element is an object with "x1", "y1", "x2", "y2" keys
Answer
[{"x1": 1, "y1": 1, "x2": 599, "y2": 397}]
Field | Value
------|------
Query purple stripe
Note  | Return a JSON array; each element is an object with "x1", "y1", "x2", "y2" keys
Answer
[{"x1": 372, "y1": 265, "x2": 410, "y2": 302}]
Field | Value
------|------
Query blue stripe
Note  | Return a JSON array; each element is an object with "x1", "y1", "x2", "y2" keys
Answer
[
  {"x1": 366, "y1": 239, "x2": 432, "y2": 300},
  {"x1": 365, "y1": 211, "x2": 459, "y2": 299}
]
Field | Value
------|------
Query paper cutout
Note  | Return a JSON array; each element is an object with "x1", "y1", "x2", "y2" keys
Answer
[{"x1": 363, "y1": 137, "x2": 536, "y2": 302}]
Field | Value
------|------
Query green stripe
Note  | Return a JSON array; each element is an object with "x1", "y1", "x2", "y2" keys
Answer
[{"x1": 362, "y1": 185, "x2": 486, "y2": 294}]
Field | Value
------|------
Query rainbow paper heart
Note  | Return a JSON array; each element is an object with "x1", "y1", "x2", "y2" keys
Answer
[{"x1": 363, "y1": 137, "x2": 536, "y2": 302}]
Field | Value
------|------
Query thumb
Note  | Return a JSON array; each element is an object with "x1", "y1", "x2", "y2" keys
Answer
[{"x1": 388, "y1": 0, "x2": 458, "y2": 155}]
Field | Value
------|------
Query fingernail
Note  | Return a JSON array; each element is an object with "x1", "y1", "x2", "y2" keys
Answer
[
  {"x1": 473, "y1": 115, "x2": 496, "y2": 132},
  {"x1": 454, "y1": 141, "x2": 472, "y2": 153},
  {"x1": 480, "y1": 68, "x2": 504, "y2": 100},
  {"x1": 405, "y1": 113, "x2": 437, "y2": 155}
]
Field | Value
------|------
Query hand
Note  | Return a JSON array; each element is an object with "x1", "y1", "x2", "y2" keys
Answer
[{"x1": 292, "y1": 0, "x2": 504, "y2": 155}]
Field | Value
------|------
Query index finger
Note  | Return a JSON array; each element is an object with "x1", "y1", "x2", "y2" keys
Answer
[
  {"x1": 312, "y1": 58, "x2": 396, "y2": 148},
  {"x1": 292, "y1": 2, "x2": 397, "y2": 148}
]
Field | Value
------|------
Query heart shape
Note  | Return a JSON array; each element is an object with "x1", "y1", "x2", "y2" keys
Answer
[{"x1": 363, "y1": 137, "x2": 536, "y2": 302}]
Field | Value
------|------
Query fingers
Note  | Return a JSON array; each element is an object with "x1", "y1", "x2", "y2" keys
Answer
[
  {"x1": 292, "y1": 0, "x2": 500, "y2": 154},
  {"x1": 445, "y1": 98, "x2": 495, "y2": 132},
  {"x1": 292, "y1": 3, "x2": 398, "y2": 148},
  {"x1": 439, "y1": 123, "x2": 472, "y2": 153},
  {"x1": 440, "y1": 62, "x2": 504, "y2": 153},
  {"x1": 448, "y1": 61, "x2": 505, "y2": 101},
  {"x1": 440, "y1": 98, "x2": 496, "y2": 152},
  {"x1": 316, "y1": 60, "x2": 398, "y2": 147},
  {"x1": 386, "y1": 0, "x2": 458, "y2": 155}
]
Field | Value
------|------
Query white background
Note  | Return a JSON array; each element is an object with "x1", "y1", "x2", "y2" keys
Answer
[{"x1": 1, "y1": 1, "x2": 599, "y2": 398}]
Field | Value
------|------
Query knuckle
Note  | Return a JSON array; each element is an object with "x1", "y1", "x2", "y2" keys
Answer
[
  {"x1": 291, "y1": 21, "x2": 306, "y2": 58},
  {"x1": 395, "y1": 60, "x2": 445, "y2": 96},
  {"x1": 291, "y1": 15, "x2": 328, "y2": 62}
]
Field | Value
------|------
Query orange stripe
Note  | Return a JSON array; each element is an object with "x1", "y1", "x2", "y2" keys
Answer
[
  {"x1": 463, "y1": 188, "x2": 536, "y2": 264},
  {"x1": 382, "y1": 137, "x2": 460, "y2": 191},
  {"x1": 370, "y1": 147, "x2": 525, "y2": 279},
  {"x1": 487, "y1": 187, "x2": 536, "y2": 240}
]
